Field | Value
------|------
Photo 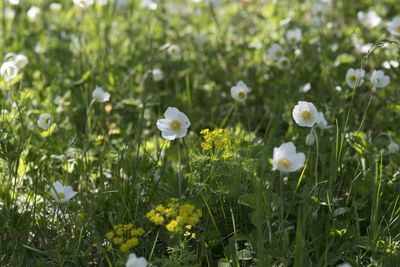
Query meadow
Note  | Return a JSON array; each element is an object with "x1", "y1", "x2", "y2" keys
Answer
[{"x1": 0, "y1": 0, "x2": 399, "y2": 266}]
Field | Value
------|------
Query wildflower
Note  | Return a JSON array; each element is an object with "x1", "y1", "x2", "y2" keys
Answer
[
  {"x1": 292, "y1": 101, "x2": 319, "y2": 127},
  {"x1": 167, "y1": 44, "x2": 181, "y2": 59},
  {"x1": 50, "y1": 3, "x2": 63, "y2": 11},
  {"x1": 370, "y1": 70, "x2": 390, "y2": 88},
  {"x1": 276, "y1": 57, "x2": 291, "y2": 69},
  {"x1": 357, "y1": 10, "x2": 381, "y2": 28},
  {"x1": 92, "y1": 86, "x2": 111, "y2": 102},
  {"x1": 387, "y1": 141, "x2": 399, "y2": 154},
  {"x1": 14, "y1": 54, "x2": 28, "y2": 69},
  {"x1": 345, "y1": 68, "x2": 365, "y2": 88},
  {"x1": 50, "y1": 181, "x2": 77, "y2": 203},
  {"x1": 8, "y1": 0, "x2": 20, "y2": 5},
  {"x1": 107, "y1": 224, "x2": 144, "y2": 253},
  {"x1": 311, "y1": 2, "x2": 328, "y2": 25},
  {"x1": 156, "y1": 107, "x2": 190, "y2": 141},
  {"x1": 37, "y1": 113, "x2": 54, "y2": 130},
  {"x1": 268, "y1": 44, "x2": 284, "y2": 61},
  {"x1": 273, "y1": 142, "x2": 305, "y2": 173},
  {"x1": 286, "y1": 28, "x2": 302, "y2": 45},
  {"x1": 126, "y1": 253, "x2": 148, "y2": 267},
  {"x1": 0, "y1": 61, "x2": 19, "y2": 82},
  {"x1": 151, "y1": 69, "x2": 164, "y2": 81},
  {"x1": 27, "y1": 6, "x2": 40, "y2": 22},
  {"x1": 316, "y1": 111, "x2": 329, "y2": 129},
  {"x1": 306, "y1": 132, "x2": 315, "y2": 146},
  {"x1": 141, "y1": 0, "x2": 157, "y2": 10},
  {"x1": 230, "y1": 81, "x2": 251, "y2": 102},
  {"x1": 73, "y1": 0, "x2": 94, "y2": 8},
  {"x1": 387, "y1": 17, "x2": 400, "y2": 37}
]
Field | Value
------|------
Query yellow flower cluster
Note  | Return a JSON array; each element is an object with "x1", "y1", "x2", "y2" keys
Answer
[
  {"x1": 106, "y1": 223, "x2": 145, "y2": 253},
  {"x1": 146, "y1": 200, "x2": 202, "y2": 234},
  {"x1": 200, "y1": 128, "x2": 231, "y2": 150}
]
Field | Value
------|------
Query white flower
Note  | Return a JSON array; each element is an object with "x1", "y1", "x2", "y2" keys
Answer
[
  {"x1": 27, "y1": 6, "x2": 40, "y2": 22},
  {"x1": 268, "y1": 44, "x2": 284, "y2": 61},
  {"x1": 0, "y1": 61, "x2": 19, "y2": 82},
  {"x1": 50, "y1": 181, "x2": 77, "y2": 203},
  {"x1": 276, "y1": 57, "x2": 291, "y2": 69},
  {"x1": 286, "y1": 28, "x2": 302, "y2": 45},
  {"x1": 15, "y1": 54, "x2": 28, "y2": 69},
  {"x1": 8, "y1": 0, "x2": 20, "y2": 5},
  {"x1": 141, "y1": 0, "x2": 157, "y2": 10},
  {"x1": 306, "y1": 132, "x2": 315, "y2": 146},
  {"x1": 292, "y1": 101, "x2": 319, "y2": 127},
  {"x1": 337, "y1": 263, "x2": 352, "y2": 267},
  {"x1": 50, "y1": 3, "x2": 63, "y2": 11},
  {"x1": 126, "y1": 253, "x2": 148, "y2": 267},
  {"x1": 152, "y1": 69, "x2": 164, "y2": 82},
  {"x1": 92, "y1": 86, "x2": 110, "y2": 102},
  {"x1": 273, "y1": 142, "x2": 305, "y2": 173},
  {"x1": 156, "y1": 107, "x2": 190, "y2": 141},
  {"x1": 312, "y1": 3, "x2": 328, "y2": 20},
  {"x1": 230, "y1": 81, "x2": 251, "y2": 102},
  {"x1": 370, "y1": 70, "x2": 390, "y2": 88},
  {"x1": 316, "y1": 111, "x2": 329, "y2": 129},
  {"x1": 96, "y1": 0, "x2": 108, "y2": 6},
  {"x1": 73, "y1": 0, "x2": 94, "y2": 8},
  {"x1": 357, "y1": 10, "x2": 381, "y2": 28},
  {"x1": 387, "y1": 141, "x2": 399, "y2": 154},
  {"x1": 5, "y1": 8, "x2": 15, "y2": 19},
  {"x1": 345, "y1": 68, "x2": 365, "y2": 88},
  {"x1": 167, "y1": 44, "x2": 181, "y2": 59},
  {"x1": 37, "y1": 113, "x2": 54, "y2": 130},
  {"x1": 387, "y1": 17, "x2": 400, "y2": 37}
]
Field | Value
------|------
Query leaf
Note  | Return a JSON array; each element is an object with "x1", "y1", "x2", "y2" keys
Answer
[
  {"x1": 238, "y1": 193, "x2": 257, "y2": 209},
  {"x1": 332, "y1": 207, "x2": 351, "y2": 217}
]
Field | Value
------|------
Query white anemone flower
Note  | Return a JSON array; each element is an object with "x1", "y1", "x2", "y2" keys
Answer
[
  {"x1": 268, "y1": 44, "x2": 284, "y2": 61},
  {"x1": 273, "y1": 142, "x2": 305, "y2": 173},
  {"x1": 345, "y1": 68, "x2": 365, "y2": 88},
  {"x1": 292, "y1": 101, "x2": 319, "y2": 127},
  {"x1": 141, "y1": 0, "x2": 157, "y2": 10},
  {"x1": 27, "y1": 6, "x2": 40, "y2": 22},
  {"x1": 152, "y1": 69, "x2": 164, "y2": 82},
  {"x1": 37, "y1": 113, "x2": 54, "y2": 130},
  {"x1": 156, "y1": 107, "x2": 190, "y2": 141},
  {"x1": 311, "y1": 3, "x2": 328, "y2": 21},
  {"x1": 50, "y1": 3, "x2": 63, "y2": 11},
  {"x1": 357, "y1": 10, "x2": 381, "y2": 29},
  {"x1": 50, "y1": 181, "x2": 77, "y2": 203},
  {"x1": 276, "y1": 57, "x2": 291, "y2": 69},
  {"x1": 8, "y1": 0, "x2": 20, "y2": 5},
  {"x1": 370, "y1": 70, "x2": 390, "y2": 88},
  {"x1": 15, "y1": 54, "x2": 28, "y2": 69},
  {"x1": 0, "y1": 61, "x2": 19, "y2": 82},
  {"x1": 167, "y1": 44, "x2": 181, "y2": 59},
  {"x1": 387, "y1": 18, "x2": 400, "y2": 37},
  {"x1": 230, "y1": 80, "x2": 251, "y2": 102},
  {"x1": 73, "y1": 0, "x2": 94, "y2": 8},
  {"x1": 286, "y1": 28, "x2": 302, "y2": 45},
  {"x1": 126, "y1": 253, "x2": 148, "y2": 267},
  {"x1": 92, "y1": 86, "x2": 110, "y2": 103},
  {"x1": 316, "y1": 111, "x2": 329, "y2": 129},
  {"x1": 306, "y1": 132, "x2": 315, "y2": 146}
]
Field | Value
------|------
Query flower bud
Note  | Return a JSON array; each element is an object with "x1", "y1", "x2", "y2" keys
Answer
[
  {"x1": 387, "y1": 142, "x2": 399, "y2": 154},
  {"x1": 306, "y1": 132, "x2": 315, "y2": 146}
]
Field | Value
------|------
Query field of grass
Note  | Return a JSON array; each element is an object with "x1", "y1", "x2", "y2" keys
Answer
[{"x1": 0, "y1": 0, "x2": 399, "y2": 266}]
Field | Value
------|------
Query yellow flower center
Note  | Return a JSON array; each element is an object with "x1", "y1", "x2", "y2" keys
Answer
[
  {"x1": 170, "y1": 120, "x2": 182, "y2": 132},
  {"x1": 278, "y1": 158, "x2": 291, "y2": 170},
  {"x1": 396, "y1": 25, "x2": 400, "y2": 33},
  {"x1": 281, "y1": 59, "x2": 288, "y2": 66},
  {"x1": 349, "y1": 75, "x2": 356, "y2": 83},
  {"x1": 57, "y1": 192, "x2": 65, "y2": 199},
  {"x1": 238, "y1": 91, "x2": 246, "y2": 99},
  {"x1": 275, "y1": 50, "x2": 282, "y2": 58},
  {"x1": 301, "y1": 110, "x2": 312, "y2": 121},
  {"x1": 317, "y1": 11, "x2": 322, "y2": 17},
  {"x1": 290, "y1": 37, "x2": 296, "y2": 43}
]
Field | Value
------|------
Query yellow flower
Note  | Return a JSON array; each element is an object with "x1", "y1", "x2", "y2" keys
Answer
[{"x1": 166, "y1": 220, "x2": 179, "y2": 232}]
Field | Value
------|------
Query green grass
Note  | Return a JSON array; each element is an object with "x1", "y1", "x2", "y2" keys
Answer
[{"x1": 0, "y1": 0, "x2": 399, "y2": 266}]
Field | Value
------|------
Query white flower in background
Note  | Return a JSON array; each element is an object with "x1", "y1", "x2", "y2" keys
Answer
[
  {"x1": 273, "y1": 142, "x2": 306, "y2": 173},
  {"x1": 357, "y1": 10, "x2": 381, "y2": 28},
  {"x1": 230, "y1": 81, "x2": 251, "y2": 102},
  {"x1": 50, "y1": 3, "x2": 63, "y2": 11},
  {"x1": 141, "y1": 0, "x2": 157, "y2": 10},
  {"x1": 268, "y1": 44, "x2": 284, "y2": 61},
  {"x1": 50, "y1": 181, "x2": 77, "y2": 203},
  {"x1": 306, "y1": 132, "x2": 315, "y2": 146},
  {"x1": 167, "y1": 44, "x2": 181, "y2": 59},
  {"x1": 387, "y1": 141, "x2": 399, "y2": 154},
  {"x1": 337, "y1": 263, "x2": 352, "y2": 267},
  {"x1": 299, "y1": 83, "x2": 312, "y2": 93},
  {"x1": 316, "y1": 111, "x2": 329, "y2": 129},
  {"x1": 345, "y1": 68, "x2": 365, "y2": 88},
  {"x1": 27, "y1": 6, "x2": 40, "y2": 22},
  {"x1": 15, "y1": 54, "x2": 28, "y2": 69},
  {"x1": 387, "y1": 17, "x2": 400, "y2": 37},
  {"x1": 292, "y1": 101, "x2": 319, "y2": 127},
  {"x1": 311, "y1": 3, "x2": 328, "y2": 21},
  {"x1": 354, "y1": 42, "x2": 373, "y2": 54},
  {"x1": 286, "y1": 28, "x2": 302, "y2": 45},
  {"x1": 37, "y1": 113, "x2": 54, "y2": 130},
  {"x1": 156, "y1": 107, "x2": 190, "y2": 141},
  {"x1": 92, "y1": 86, "x2": 110, "y2": 102},
  {"x1": 8, "y1": 0, "x2": 20, "y2": 5},
  {"x1": 73, "y1": 0, "x2": 94, "y2": 8},
  {"x1": 152, "y1": 69, "x2": 164, "y2": 82},
  {"x1": 5, "y1": 8, "x2": 15, "y2": 20},
  {"x1": 96, "y1": 0, "x2": 108, "y2": 6},
  {"x1": 370, "y1": 70, "x2": 390, "y2": 88},
  {"x1": 0, "y1": 61, "x2": 19, "y2": 82},
  {"x1": 276, "y1": 57, "x2": 291, "y2": 69},
  {"x1": 382, "y1": 60, "x2": 399, "y2": 69},
  {"x1": 126, "y1": 253, "x2": 148, "y2": 267}
]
